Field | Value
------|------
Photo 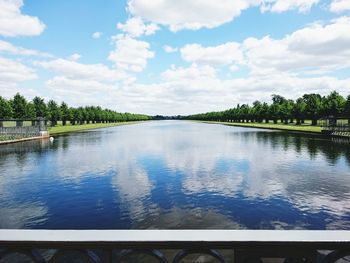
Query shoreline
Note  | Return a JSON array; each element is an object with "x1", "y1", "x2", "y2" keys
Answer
[
  {"x1": 0, "y1": 121, "x2": 147, "y2": 145},
  {"x1": 0, "y1": 135, "x2": 49, "y2": 145},
  {"x1": 196, "y1": 120, "x2": 322, "y2": 134},
  {"x1": 49, "y1": 121, "x2": 148, "y2": 136}
]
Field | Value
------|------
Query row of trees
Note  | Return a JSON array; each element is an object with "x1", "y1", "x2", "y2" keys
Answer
[
  {"x1": 0, "y1": 93, "x2": 151, "y2": 126},
  {"x1": 185, "y1": 91, "x2": 350, "y2": 125}
]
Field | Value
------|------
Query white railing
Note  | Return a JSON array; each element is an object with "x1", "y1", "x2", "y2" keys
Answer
[{"x1": 1, "y1": 230, "x2": 350, "y2": 262}]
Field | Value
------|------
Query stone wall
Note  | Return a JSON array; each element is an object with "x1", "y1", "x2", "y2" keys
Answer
[
  {"x1": 0, "y1": 126, "x2": 42, "y2": 137},
  {"x1": 0, "y1": 119, "x2": 47, "y2": 138}
]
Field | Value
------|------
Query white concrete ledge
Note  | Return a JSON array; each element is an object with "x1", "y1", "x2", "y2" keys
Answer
[
  {"x1": 0, "y1": 135, "x2": 49, "y2": 145},
  {"x1": 1, "y1": 230, "x2": 350, "y2": 243}
]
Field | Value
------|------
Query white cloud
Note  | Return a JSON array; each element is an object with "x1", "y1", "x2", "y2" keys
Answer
[
  {"x1": 261, "y1": 0, "x2": 319, "y2": 13},
  {"x1": 0, "y1": 205, "x2": 48, "y2": 228},
  {"x1": 128, "y1": 0, "x2": 261, "y2": 31},
  {"x1": 162, "y1": 64, "x2": 217, "y2": 83},
  {"x1": 92, "y1": 31, "x2": 103, "y2": 39},
  {"x1": 163, "y1": 45, "x2": 178, "y2": 53},
  {"x1": 117, "y1": 17, "x2": 159, "y2": 37},
  {"x1": 46, "y1": 76, "x2": 114, "y2": 95},
  {"x1": 127, "y1": 0, "x2": 320, "y2": 32},
  {"x1": 177, "y1": 17, "x2": 350, "y2": 75},
  {"x1": 0, "y1": 56, "x2": 37, "y2": 96},
  {"x1": 108, "y1": 35, "x2": 154, "y2": 72},
  {"x1": 330, "y1": 0, "x2": 350, "y2": 12},
  {"x1": 117, "y1": 63, "x2": 350, "y2": 115},
  {"x1": 0, "y1": 57, "x2": 37, "y2": 82},
  {"x1": 69, "y1": 53, "x2": 81, "y2": 61},
  {"x1": 181, "y1": 42, "x2": 243, "y2": 66},
  {"x1": 38, "y1": 58, "x2": 127, "y2": 82},
  {"x1": 229, "y1": 65, "x2": 240, "y2": 72},
  {"x1": 243, "y1": 16, "x2": 350, "y2": 74},
  {"x1": 0, "y1": 0, "x2": 45, "y2": 37},
  {"x1": 0, "y1": 40, "x2": 52, "y2": 57},
  {"x1": 37, "y1": 59, "x2": 350, "y2": 115}
]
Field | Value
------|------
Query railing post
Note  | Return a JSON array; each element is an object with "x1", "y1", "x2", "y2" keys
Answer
[
  {"x1": 16, "y1": 120, "x2": 23, "y2": 127},
  {"x1": 38, "y1": 118, "x2": 46, "y2": 132},
  {"x1": 0, "y1": 120, "x2": 3, "y2": 128}
]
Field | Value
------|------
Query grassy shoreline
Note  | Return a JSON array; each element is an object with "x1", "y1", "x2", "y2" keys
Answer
[
  {"x1": 48, "y1": 121, "x2": 147, "y2": 135},
  {"x1": 198, "y1": 120, "x2": 322, "y2": 134}
]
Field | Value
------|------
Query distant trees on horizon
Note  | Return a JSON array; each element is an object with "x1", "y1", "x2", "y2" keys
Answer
[
  {"x1": 185, "y1": 91, "x2": 350, "y2": 125},
  {"x1": 0, "y1": 93, "x2": 151, "y2": 125},
  {"x1": 2, "y1": 91, "x2": 349, "y2": 126}
]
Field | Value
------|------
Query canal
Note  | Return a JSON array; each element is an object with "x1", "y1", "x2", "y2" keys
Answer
[{"x1": 0, "y1": 120, "x2": 349, "y2": 230}]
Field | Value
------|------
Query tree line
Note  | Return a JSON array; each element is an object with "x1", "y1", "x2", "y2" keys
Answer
[
  {"x1": 0, "y1": 93, "x2": 151, "y2": 126},
  {"x1": 185, "y1": 91, "x2": 350, "y2": 125}
]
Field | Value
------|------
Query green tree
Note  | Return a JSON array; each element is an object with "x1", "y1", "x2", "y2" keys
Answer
[
  {"x1": 11, "y1": 93, "x2": 27, "y2": 118},
  {"x1": 68, "y1": 107, "x2": 76, "y2": 125},
  {"x1": 47, "y1": 100, "x2": 61, "y2": 126},
  {"x1": 77, "y1": 107, "x2": 85, "y2": 124},
  {"x1": 261, "y1": 103, "x2": 270, "y2": 123},
  {"x1": 280, "y1": 99, "x2": 294, "y2": 124},
  {"x1": 323, "y1": 91, "x2": 345, "y2": 125},
  {"x1": 252, "y1": 101, "x2": 263, "y2": 123},
  {"x1": 239, "y1": 104, "x2": 250, "y2": 123},
  {"x1": 303, "y1": 93, "x2": 323, "y2": 126},
  {"x1": 269, "y1": 103, "x2": 280, "y2": 124},
  {"x1": 71, "y1": 108, "x2": 83, "y2": 125},
  {"x1": 271, "y1": 94, "x2": 286, "y2": 105},
  {"x1": 293, "y1": 98, "x2": 306, "y2": 125},
  {"x1": 25, "y1": 102, "x2": 36, "y2": 118},
  {"x1": 60, "y1": 102, "x2": 70, "y2": 126},
  {"x1": 33, "y1": 96, "x2": 47, "y2": 117},
  {"x1": 344, "y1": 95, "x2": 350, "y2": 125},
  {"x1": 0, "y1": 96, "x2": 13, "y2": 119}
]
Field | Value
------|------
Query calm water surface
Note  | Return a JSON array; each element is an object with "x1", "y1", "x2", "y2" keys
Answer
[{"x1": 0, "y1": 120, "x2": 350, "y2": 230}]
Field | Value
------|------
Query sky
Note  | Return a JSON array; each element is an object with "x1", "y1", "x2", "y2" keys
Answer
[{"x1": 0, "y1": 0, "x2": 350, "y2": 115}]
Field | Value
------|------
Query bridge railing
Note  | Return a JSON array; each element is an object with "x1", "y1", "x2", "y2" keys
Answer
[
  {"x1": 0, "y1": 118, "x2": 47, "y2": 140},
  {"x1": 1, "y1": 230, "x2": 350, "y2": 263},
  {"x1": 321, "y1": 124, "x2": 350, "y2": 131}
]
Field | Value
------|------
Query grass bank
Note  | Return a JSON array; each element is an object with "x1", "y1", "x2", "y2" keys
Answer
[
  {"x1": 49, "y1": 121, "x2": 146, "y2": 135},
  {"x1": 199, "y1": 121, "x2": 322, "y2": 133},
  {"x1": 0, "y1": 134, "x2": 27, "y2": 142}
]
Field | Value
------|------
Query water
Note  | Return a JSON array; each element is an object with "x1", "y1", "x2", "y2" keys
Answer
[{"x1": 0, "y1": 120, "x2": 349, "y2": 230}]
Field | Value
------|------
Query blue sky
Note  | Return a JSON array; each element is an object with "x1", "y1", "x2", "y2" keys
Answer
[{"x1": 0, "y1": 0, "x2": 349, "y2": 115}]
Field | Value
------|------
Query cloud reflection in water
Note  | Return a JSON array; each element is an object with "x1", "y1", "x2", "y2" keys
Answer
[{"x1": 0, "y1": 121, "x2": 349, "y2": 229}]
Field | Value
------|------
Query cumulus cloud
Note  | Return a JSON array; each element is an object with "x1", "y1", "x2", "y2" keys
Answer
[
  {"x1": 0, "y1": 57, "x2": 37, "y2": 83},
  {"x1": 69, "y1": 60, "x2": 344, "y2": 116},
  {"x1": 39, "y1": 60, "x2": 350, "y2": 115},
  {"x1": 0, "y1": 40, "x2": 52, "y2": 57},
  {"x1": 68, "y1": 53, "x2": 81, "y2": 61},
  {"x1": 177, "y1": 17, "x2": 350, "y2": 75},
  {"x1": 37, "y1": 58, "x2": 127, "y2": 82},
  {"x1": 243, "y1": 16, "x2": 350, "y2": 74},
  {"x1": 127, "y1": 0, "x2": 320, "y2": 31},
  {"x1": 4, "y1": 1, "x2": 346, "y2": 116},
  {"x1": 45, "y1": 76, "x2": 115, "y2": 96},
  {"x1": 128, "y1": 0, "x2": 261, "y2": 31},
  {"x1": 34, "y1": 15, "x2": 350, "y2": 115},
  {"x1": 0, "y1": 56, "x2": 37, "y2": 96},
  {"x1": 117, "y1": 17, "x2": 159, "y2": 37},
  {"x1": 108, "y1": 35, "x2": 154, "y2": 72},
  {"x1": 330, "y1": 0, "x2": 350, "y2": 12},
  {"x1": 92, "y1": 31, "x2": 103, "y2": 39},
  {"x1": 260, "y1": 0, "x2": 320, "y2": 13},
  {"x1": 163, "y1": 45, "x2": 178, "y2": 53},
  {"x1": 162, "y1": 64, "x2": 217, "y2": 83},
  {"x1": 0, "y1": 0, "x2": 45, "y2": 37},
  {"x1": 181, "y1": 42, "x2": 243, "y2": 66}
]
